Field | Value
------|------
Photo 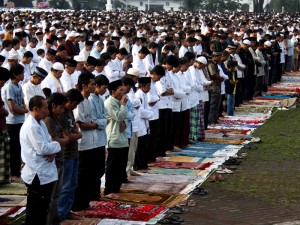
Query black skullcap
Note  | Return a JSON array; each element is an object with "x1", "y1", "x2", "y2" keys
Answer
[
  {"x1": 46, "y1": 39, "x2": 54, "y2": 45},
  {"x1": 33, "y1": 66, "x2": 48, "y2": 79},
  {"x1": 86, "y1": 56, "x2": 98, "y2": 66},
  {"x1": 36, "y1": 31, "x2": 43, "y2": 36},
  {"x1": 139, "y1": 46, "x2": 150, "y2": 55},
  {"x1": 111, "y1": 36, "x2": 120, "y2": 41},
  {"x1": 0, "y1": 67, "x2": 12, "y2": 81},
  {"x1": 0, "y1": 55, "x2": 5, "y2": 62},
  {"x1": 150, "y1": 65, "x2": 165, "y2": 76},
  {"x1": 138, "y1": 77, "x2": 151, "y2": 84},
  {"x1": 86, "y1": 40, "x2": 94, "y2": 46},
  {"x1": 47, "y1": 49, "x2": 57, "y2": 56},
  {"x1": 57, "y1": 45, "x2": 66, "y2": 52},
  {"x1": 108, "y1": 79, "x2": 122, "y2": 92},
  {"x1": 66, "y1": 59, "x2": 77, "y2": 67}
]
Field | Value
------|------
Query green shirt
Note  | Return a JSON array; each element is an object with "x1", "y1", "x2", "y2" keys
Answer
[{"x1": 104, "y1": 96, "x2": 129, "y2": 148}]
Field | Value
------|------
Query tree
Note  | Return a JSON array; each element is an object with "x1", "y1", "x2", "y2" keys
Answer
[
  {"x1": 10, "y1": 0, "x2": 32, "y2": 7},
  {"x1": 253, "y1": 0, "x2": 264, "y2": 12},
  {"x1": 181, "y1": 0, "x2": 241, "y2": 12},
  {"x1": 49, "y1": 0, "x2": 71, "y2": 9}
]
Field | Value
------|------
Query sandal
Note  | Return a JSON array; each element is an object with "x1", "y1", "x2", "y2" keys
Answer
[
  {"x1": 243, "y1": 144, "x2": 257, "y2": 150},
  {"x1": 216, "y1": 168, "x2": 233, "y2": 174},
  {"x1": 187, "y1": 199, "x2": 196, "y2": 207},
  {"x1": 158, "y1": 217, "x2": 182, "y2": 224},
  {"x1": 168, "y1": 205, "x2": 188, "y2": 214},
  {"x1": 193, "y1": 187, "x2": 208, "y2": 196},
  {"x1": 223, "y1": 158, "x2": 241, "y2": 166}
]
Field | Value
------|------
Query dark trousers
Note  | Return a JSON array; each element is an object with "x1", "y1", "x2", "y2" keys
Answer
[
  {"x1": 218, "y1": 94, "x2": 226, "y2": 117},
  {"x1": 204, "y1": 101, "x2": 210, "y2": 130},
  {"x1": 182, "y1": 110, "x2": 190, "y2": 146},
  {"x1": 208, "y1": 92, "x2": 221, "y2": 125},
  {"x1": 158, "y1": 108, "x2": 173, "y2": 154},
  {"x1": 72, "y1": 147, "x2": 105, "y2": 211},
  {"x1": 134, "y1": 135, "x2": 149, "y2": 170},
  {"x1": 236, "y1": 78, "x2": 245, "y2": 106},
  {"x1": 25, "y1": 175, "x2": 54, "y2": 225},
  {"x1": 7, "y1": 123, "x2": 22, "y2": 177},
  {"x1": 173, "y1": 111, "x2": 185, "y2": 147},
  {"x1": 104, "y1": 147, "x2": 129, "y2": 195},
  {"x1": 244, "y1": 75, "x2": 256, "y2": 101},
  {"x1": 148, "y1": 119, "x2": 160, "y2": 161}
]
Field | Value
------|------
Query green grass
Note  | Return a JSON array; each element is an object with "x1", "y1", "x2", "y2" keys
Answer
[{"x1": 218, "y1": 106, "x2": 300, "y2": 205}]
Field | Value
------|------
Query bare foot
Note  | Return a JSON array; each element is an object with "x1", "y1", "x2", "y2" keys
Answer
[
  {"x1": 173, "y1": 146, "x2": 183, "y2": 152},
  {"x1": 104, "y1": 193, "x2": 119, "y2": 199},
  {"x1": 156, "y1": 157, "x2": 165, "y2": 162},
  {"x1": 165, "y1": 150, "x2": 173, "y2": 155}
]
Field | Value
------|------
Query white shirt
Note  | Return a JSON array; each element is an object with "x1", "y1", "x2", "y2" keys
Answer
[
  {"x1": 20, "y1": 62, "x2": 31, "y2": 85},
  {"x1": 178, "y1": 45, "x2": 189, "y2": 58},
  {"x1": 189, "y1": 66, "x2": 204, "y2": 107},
  {"x1": 131, "y1": 44, "x2": 142, "y2": 57},
  {"x1": 169, "y1": 71, "x2": 186, "y2": 112},
  {"x1": 132, "y1": 55, "x2": 147, "y2": 77},
  {"x1": 22, "y1": 81, "x2": 45, "y2": 107},
  {"x1": 0, "y1": 49, "x2": 9, "y2": 65},
  {"x1": 112, "y1": 58, "x2": 125, "y2": 77},
  {"x1": 38, "y1": 57, "x2": 53, "y2": 73},
  {"x1": 41, "y1": 73, "x2": 64, "y2": 93},
  {"x1": 104, "y1": 60, "x2": 120, "y2": 82},
  {"x1": 198, "y1": 68, "x2": 212, "y2": 102},
  {"x1": 156, "y1": 70, "x2": 173, "y2": 109},
  {"x1": 74, "y1": 98, "x2": 98, "y2": 151},
  {"x1": 143, "y1": 52, "x2": 159, "y2": 73},
  {"x1": 135, "y1": 89, "x2": 153, "y2": 137},
  {"x1": 147, "y1": 79, "x2": 160, "y2": 120},
  {"x1": 120, "y1": 41, "x2": 130, "y2": 53},
  {"x1": 60, "y1": 70, "x2": 76, "y2": 92},
  {"x1": 218, "y1": 64, "x2": 228, "y2": 95},
  {"x1": 20, "y1": 115, "x2": 61, "y2": 185},
  {"x1": 17, "y1": 46, "x2": 27, "y2": 61},
  {"x1": 177, "y1": 71, "x2": 191, "y2": 111},
  {"x1": 26, "y1": 45, "x2": 40, "y2": 64},
  {"x1": 127, "y1": 88, "x2": 140, "y2": 133},
  {"x1": 79, "y1": 48, "x2": 90, "y2": 61}
]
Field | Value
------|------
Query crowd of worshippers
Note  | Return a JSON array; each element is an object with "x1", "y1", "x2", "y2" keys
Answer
[{"x1": 0, "y1": 9, "x2": 300, "y2": 225}]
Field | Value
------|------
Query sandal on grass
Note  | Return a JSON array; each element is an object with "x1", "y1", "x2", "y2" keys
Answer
[
  {"x1": 168, "y1": 205, "x2": 188, "y2": 214},
  {"x1": 158, "y1": 217, "x2": 182, "y2": 224},
  {"x1": 243, "y1": 144, "x2": 257, "y2": 150},
  {"x1": 192, "y1": 187, "x2": 208, "y2": 196},
  {"x1": 216, "y1": 167, "x2": 233, "y2": 174}
]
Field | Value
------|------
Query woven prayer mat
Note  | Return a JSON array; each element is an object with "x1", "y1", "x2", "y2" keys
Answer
[
  {"x1": 0, "y1": 183, "x2": 27, "y2": 195},
  {"x1": 78, "y1": 201, "x2": 167, "y2": 222},
  {"x1": 205, "y1": 133, "x2": 249, "y2": 140},
  {"x1": 122, "y1": 182, "x2": 189, "y2": 195},
  {"x1": 205, "y1": 128, "x2": 251, "y2": 135},
  {"x1": 147, "y1": 168, "x2": 202, "y2": 176},
  {"x1": 63, "y1": 218, "x2": 101, "y2": 225},
  {"x1": 104, "y1": 190, "x2": 189, "y2": 207},
  {"x1": 148, "y1": 161, "x2": 211, "y2": 170},
  {"x1": 280, "y1": 97, "x2": 297, "y2": 108},
  {"x1": 204, "y1": 139, "x2": 245, "y2": 145},
  {"x1": 165, "y1": 156, "x2": 200, "y2": 162},
  {"x1": 98, "y1": 219, "x2": 147, "y2": 225},
  {"x1": 0, "y1": 195, "x2": 26, "y2": 206},
  {"x1": 128, "y1": 174, "x2": 197, "y2": 184}
]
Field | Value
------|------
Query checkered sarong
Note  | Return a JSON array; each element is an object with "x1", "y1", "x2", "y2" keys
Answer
[
  {"x1": 198, "y1": 101, "x2": 205, "y2": 140},
  {"x1": 189, "y1": 105, "x2": 200, "y2": 141},
  {"x1": 0, "y1": 131, "x2": 10, "y2": 184}
]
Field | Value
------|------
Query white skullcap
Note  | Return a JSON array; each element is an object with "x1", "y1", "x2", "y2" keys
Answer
[
  {"x1": 74, "y1": 55, "x2": 86, "y2": 62},
  {"x1": 242, "y1": 39, "x2": 251, "y2": 45},
  {"x1": 264, "y1": 41, "x2": 271, "y2": 47},
  {"x1": 161, "y1": 32, "x2": 167, "y2": 37},
  {"x1": 50, "y1": 27, "x2": 56, "y2": 31},
  {"x1": 127, "y1": 68, "x2": 140, "y2": 77},
  {"x1": 196, "y1": 56, "x2": 207, "y2": 64},
  {"x1": 8, "y1": 52, "x2": 18, "y2": 60},
  {"x1": 52, "y1": 62, "x2": 64, "y2": 71}
]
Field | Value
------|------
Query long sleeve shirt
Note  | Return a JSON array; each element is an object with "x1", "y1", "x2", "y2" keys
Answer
[
  {"x1": 104, "y1": 96, "x2": 128, "y2": 148},
  {"x1": 20, "y1": 115, "x2": 61, "y2": 185}
]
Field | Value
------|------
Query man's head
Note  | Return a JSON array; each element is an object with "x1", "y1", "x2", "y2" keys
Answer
[{"x1": 65, "y1": 88, "x2": 84, "y2": 110}]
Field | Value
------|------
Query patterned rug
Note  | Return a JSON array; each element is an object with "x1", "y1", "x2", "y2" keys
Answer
[
  {"x1": 0, "y1": 183, "x2": 27, "y2": 195},
  {"x1": 148, "y1": 161, "x2": 211, "y2": 170},
  {"x1": 146, "y1": 168, "x2": 204, "y2": 176},
  {"x1": 0, "y1": 195, "x2": 27, "y2": 206},
  {"x1": 78, "y1": 201, "x2": 166, "y2": 221}
]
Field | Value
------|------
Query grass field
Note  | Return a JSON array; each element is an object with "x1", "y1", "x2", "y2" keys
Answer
[{"x1": 218, "y1": 106, "x2": 300, "y2": 205}]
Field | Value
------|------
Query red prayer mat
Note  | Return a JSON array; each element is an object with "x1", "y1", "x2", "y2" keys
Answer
[
  {"x1": 148, "y1": 161, "x2": 211, "y2": 170},
  {"x1": 79, "y1": 201, "x2": 166, "y2": 221}
]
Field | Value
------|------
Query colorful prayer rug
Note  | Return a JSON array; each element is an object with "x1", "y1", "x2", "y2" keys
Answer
[
  {"x1": 0, "y1": 195, "x2": 27, "y2": 206},
  {"x1": 148, "y1": 161, "x2": 211, "y2": 170},
  {"x1": 147, "y1": 168, "x2": 202, "y2": 176},
  {"x1": 79, "y1": 201, "x2": 166, "y2": 222}
]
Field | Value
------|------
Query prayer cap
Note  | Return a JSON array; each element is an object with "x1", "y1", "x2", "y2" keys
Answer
[
  {"x1": 108, "y1": 79, "x2": 122, "y2": 92},
  {"x1": 33, "y1": 67, "x2": 48, "y2": 79}
]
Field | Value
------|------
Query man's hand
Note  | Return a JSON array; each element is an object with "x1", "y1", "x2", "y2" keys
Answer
[
  {"x1": 45, "y1": 154, "x2": 56, "y2": 163},
  {"x1": 121, "y1": 95, "x2": 128, "y2": 106},
  {"x1": 119, "y1": 121, "x2": 126, "y2": 133}
]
